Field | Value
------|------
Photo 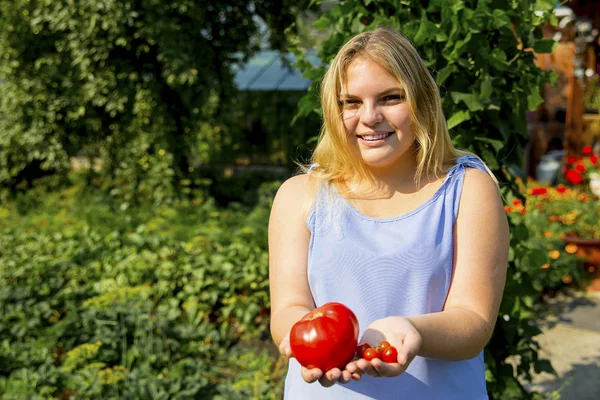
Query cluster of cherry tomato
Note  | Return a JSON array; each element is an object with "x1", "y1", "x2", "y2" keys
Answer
[{"x1": 356, "y1": 341, "x2": 398, "y2": 363}]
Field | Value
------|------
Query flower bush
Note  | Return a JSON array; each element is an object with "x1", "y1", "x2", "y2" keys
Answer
[
  {"x1": 504, "y1": 173, "x2": 600, "y2": 293},
  {"x1": 524, "y1": 184, "x2": 600, "y2": 240},
  {"x1": 563, "y1": 145, "x2": 599, "y2": 187}
]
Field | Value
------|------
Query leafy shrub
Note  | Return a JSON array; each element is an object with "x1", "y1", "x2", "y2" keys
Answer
[
  {"x1": 0, "y1": 177, "x2": 283, "y2": 399},
  {"x1": 0, "y1": 0, "x2": 308, "y2": 189}
]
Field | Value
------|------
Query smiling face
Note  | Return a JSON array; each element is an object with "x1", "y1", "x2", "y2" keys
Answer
[{"x1": 340, "y1": 56, "x2": 415, "y2": 172}]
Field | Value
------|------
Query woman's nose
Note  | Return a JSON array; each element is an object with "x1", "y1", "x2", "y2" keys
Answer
[{"x1": 359, "y1": 102, "x2": 383, "y2": 126}]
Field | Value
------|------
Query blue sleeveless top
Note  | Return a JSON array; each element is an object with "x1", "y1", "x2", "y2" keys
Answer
[{"x1": 284, "y1": 155, "x2": 489, "y2": 400}]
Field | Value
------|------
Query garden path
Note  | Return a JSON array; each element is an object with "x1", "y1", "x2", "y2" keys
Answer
[{"x1": 522, "y1": 290, "x2": 600, "y2": 399}]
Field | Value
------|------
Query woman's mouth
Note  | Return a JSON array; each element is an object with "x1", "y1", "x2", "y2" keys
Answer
[{"x1": 357, "y1": 132, "x2": 394, "y2": 145}]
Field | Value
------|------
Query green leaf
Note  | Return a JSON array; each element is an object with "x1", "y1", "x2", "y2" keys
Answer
[
  {"x1": 527, "y1": 90, "x2": 544, "y2": 111},
  {"x1": 413, "y1": 21, "x2": 438, "y2": 45},
  {"x1": 451, "y1": 92, "x2": 483, "y2": 112},
  {"x1": 528, "y1": 250, "x2": 548, "y2": 269},
  {"x1": 435, "y1": 64, "x2": 455, "y2": 86},
  {"x1": 474, "y1": 136, "x2": 504, "y2": 152},
  {"x1": 533, "y1": 39, "x2": 557, "y2": 53},
  {"x1": 450, "y1": 0, "x2": 465, "y2": 13},
  {"x1": 491, "y1": 9, "x2": 511, "y2": 28},
  {"x1": 292, "y1": 94, "x2": 319, "y2": 123},
  {"x1": 446, "y1": 32, "x2": 472, "y2": 60},
  {"x1": 535, "y1": 0, "x2": 555, "y2": 12},
  {"x1": 351, "y1": 16, "x2": 368, "y2": 33},
  {"x1": 480, "y1": 75, "x2": 493, "y2": 99},
  {"x1": 447, "y1": 110, "x2": 471, "y2": 129},
  {"x1": 435, "y1": 31, "x2": 448, "y2": 42},
  {"x1": 480, "y1": 147, "x2": 498, "y2": 169},
  {"x1": 313, "y1": 16, "x2": 332, "y2": 30},
  {"x1": 489, "y1": 47, "x2": 509, "y2": 70}
]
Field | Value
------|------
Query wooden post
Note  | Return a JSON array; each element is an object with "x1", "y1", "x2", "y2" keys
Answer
[{"x1": 565, "y1": 74, "x2": 585, "y2": 156}]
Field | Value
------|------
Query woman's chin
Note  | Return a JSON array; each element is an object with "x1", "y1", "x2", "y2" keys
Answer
[{"x1": 360, "y1": 157, "x2": 399, "y2": 170}]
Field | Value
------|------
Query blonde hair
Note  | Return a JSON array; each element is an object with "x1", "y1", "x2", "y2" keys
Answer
[{"x1": 303, "y1": 27, "x2": 485, "y2": 195}]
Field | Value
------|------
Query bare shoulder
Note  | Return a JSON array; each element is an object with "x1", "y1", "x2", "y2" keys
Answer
[
  {"x1": 274, "y1": 173, "x2": 315, "y2": 203},
  {"x1": 271, "y1": 173, "x2": 319, "y2": 221},
  {"x1": 461, "y1": 168, "x2": 501, "y2": 204},
  {"x1": 457, "y1": 167, "x2": 507, "y2": 229}
]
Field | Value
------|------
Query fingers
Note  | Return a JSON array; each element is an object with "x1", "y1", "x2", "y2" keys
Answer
[
  {"x1": 300, "y1": 367, "x2": 341, "y2": 387},
  {"x1": 343, "y1": 369, "x2": 363, "y2": 382},
  {"x1": 279, "y1": 343, "x2": 292, "y2": 358},
  {"x1": 354, "y1": 358, "x2": 381, "y2": 377},
  {"x1": 342, "y1": 361, "x2": 364, "y2": 382},
  {"x1": 344, "y1": 360, "x2": 361, "y2": 375},
  {"x1": 370, "y1": 358, "x2": 405, "y2": 377},
  {"x1": 349, "y1": 357, "x2": 410, "y2": 378},
  {"x1": 301, "y1": 367, "x2": 362, "y2": 386},
  {"x1": 301, "y1": 367, "x2": 323, "y2": 383},
  {"x1": 278, "y1": 335, "x2": 293, "y2": 358},
  {"x1": 319, "y1": 368, "x2": 342, "y2": 387}
]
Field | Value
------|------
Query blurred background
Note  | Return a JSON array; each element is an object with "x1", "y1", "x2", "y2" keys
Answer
[{"x1": 0, "y1": 0, "x2": 599, "y2": 399}]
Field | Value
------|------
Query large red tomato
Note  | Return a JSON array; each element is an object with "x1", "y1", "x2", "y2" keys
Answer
[{"x1": 289, "y1": 302, "x2": 359, "y2": 371}]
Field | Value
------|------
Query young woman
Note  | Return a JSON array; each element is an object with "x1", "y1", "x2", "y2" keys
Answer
[{"x1": 268, "y1": 27, "x2": 509, "y2": 399}]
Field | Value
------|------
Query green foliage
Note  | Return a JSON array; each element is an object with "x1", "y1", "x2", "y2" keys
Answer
[
  {"x1": 289, "y1": 0, "x2": 559, "y2": 398},
  {"x1": 584, "y1": 74, "x2": 600, "y2": 113},
  {"x1": 0, "y1": 175, "x2": 284, "y2": 399},
  {"x1": 0, "y1": 0, "x2": 309, "y2": 191}
]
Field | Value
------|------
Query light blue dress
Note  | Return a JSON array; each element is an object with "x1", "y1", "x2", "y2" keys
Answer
[{"x1": 284, "y1": 156, "x2": 489, "y2": 399}]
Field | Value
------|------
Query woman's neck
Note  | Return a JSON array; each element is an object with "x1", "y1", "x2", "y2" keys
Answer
[{"x1": 358, "y1": 155, "x2": 421, "y2": 197}]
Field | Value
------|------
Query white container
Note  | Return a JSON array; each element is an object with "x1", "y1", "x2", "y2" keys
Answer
[
  {"x1": 536, "y1": 155, "x2": 561, "y2": 185},
  {"x1": 590, "y1": 172, "x2": 600, "y2": 196}
]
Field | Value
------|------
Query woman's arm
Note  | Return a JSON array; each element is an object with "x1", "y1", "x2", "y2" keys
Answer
[
  {"x1": 268, "y1": 174, "x2": 316, "y2": 347},
  {"x1": 269, "y1": 174, "x2": 364, "y2": 385},
  {"x1": 406, "y1": 167, "x2": 509, "y2": 360}
]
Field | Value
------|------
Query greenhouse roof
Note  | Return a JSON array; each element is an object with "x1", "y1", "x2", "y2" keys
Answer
[{"x1": 233, "y1": 50, "x2": 320, "y2": 91}]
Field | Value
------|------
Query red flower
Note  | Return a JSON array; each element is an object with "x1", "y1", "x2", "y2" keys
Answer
[
  {"x1": 531, "y1": 187, "x2": 547, "y2": 195},
  {"x1": 504, "y1": 206, "x2": 512, "y2": 213},
  {"x1": 575, "y1": 163, "x2": 586, "y2": 172},
  {"x1": 512, "y1": 199, "x2": 522, "y2": 206},
  {"x1": 557, "y1": 184, "x2": 566, "y2": 193},
  {"x1": 582, "y1": 145, "x2": 593, "y2": 155},
  {"x1": 565, "y1": 169, "x2": 583, "y2": 184},
  {"x1": 363, "y1": 19, "x2": 369, "y2": 25},
  {"x1": 591, "y1": 155, "x2": 598, "y2": 165},
  {"x1": 567, "y1": 156, "x2": 578, "y2": 164}
]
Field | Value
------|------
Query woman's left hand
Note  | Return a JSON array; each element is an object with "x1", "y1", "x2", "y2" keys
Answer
[{"x1": 344, "y1": 316, "x2": 422, "y2": 378}]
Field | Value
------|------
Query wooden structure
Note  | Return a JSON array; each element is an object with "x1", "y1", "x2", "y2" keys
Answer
[{"x1": 527, "y1": 3, "x2": 600, "y2": 177}]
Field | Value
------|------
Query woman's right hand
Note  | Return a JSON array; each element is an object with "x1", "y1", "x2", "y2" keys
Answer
[{"x1": 279, "y1": 331, "x2": 362, "y2": 386}]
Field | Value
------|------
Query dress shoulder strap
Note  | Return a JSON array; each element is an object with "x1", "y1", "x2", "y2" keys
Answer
[
  {"x1": 456, "y1": 154, "x2": 487, "y2": 171},
  {"x1": 307, "y1": 163, "x2": 320, "y2": 174}
]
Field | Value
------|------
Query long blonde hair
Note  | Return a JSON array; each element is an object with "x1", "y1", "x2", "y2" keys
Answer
[{"x1": 304, "y1": 27, "x2": 479, "y2": 195}]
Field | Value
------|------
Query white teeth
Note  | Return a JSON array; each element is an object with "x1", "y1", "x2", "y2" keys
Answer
[{"x1": 362, "y1": 132, "x2": 391, "y2": 141}]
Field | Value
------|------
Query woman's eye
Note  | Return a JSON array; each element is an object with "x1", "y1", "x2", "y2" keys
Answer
[
  {"x1": 382, "y1": 94, "x2": 404, "y2": 102},
  {"x1": 341, "y1": 100, "x2": 360, "y2": 108}
]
